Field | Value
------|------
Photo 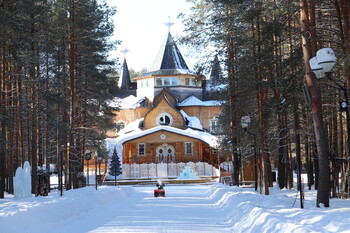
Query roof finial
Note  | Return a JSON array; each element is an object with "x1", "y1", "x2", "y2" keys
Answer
[
  {"x1": 121, "y1": 48, "x2": 129, "y2": 58},
  {"x1": 164, "y1": 16, "x2": 174, "y2": 32}
]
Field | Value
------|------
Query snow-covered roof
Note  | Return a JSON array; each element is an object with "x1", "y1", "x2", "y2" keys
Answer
[
  {"x1": 117, "y1": 118, "x2": 144, "y2": 135},
  {"x1": 137, "y1": 68, "x2": 196, "y2": 78},
  {"x1": 178, "y1": 96, "x2": 223, "y2": 107},
  {"x1": 108, "y1": 95, "x2": 146, "y2": 109},
  {"x1": 115, "y1": 126, "x2": 219, "y2": 148},
  {"x1": 180, "y1": 110, "x2": 203, "y2": 130}
]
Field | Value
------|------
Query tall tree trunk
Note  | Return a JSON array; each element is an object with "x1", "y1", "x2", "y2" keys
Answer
[
  {"x1": 226, "y1": 35, "x2": 239, "y2": 186},
  {"x1": 69, "y1": 0, "x2": 78, "y2": 189},
  {"x1": 30, "y1": 0, "x2": 38, "y2": 195},
  {"x1": 300, "y1": 0, "x2": 330, "y2": 207}
]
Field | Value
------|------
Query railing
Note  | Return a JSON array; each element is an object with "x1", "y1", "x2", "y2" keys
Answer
[
  {"x1": 156, "y1": 155, "x2": 175, "y2": 163},
  {"x1": 122, "y1": 162, "x2": 220, "y2": 179}
]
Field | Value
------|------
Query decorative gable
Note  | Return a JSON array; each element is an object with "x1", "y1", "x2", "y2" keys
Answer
[
  {"x1": 143, "y1": 95, "x2": 184, "y2": 130},
  {"x1": 153, "y1": 88, "x2": 177, "y2": 107}
]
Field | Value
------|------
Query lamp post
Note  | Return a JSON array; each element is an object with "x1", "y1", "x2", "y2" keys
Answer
[
  {"x1": 59, "y1": 145, "x2": 65, "y2": 196},
  {"x1": 84, "y1": 150, "x2": 92, "y2": 186},
  {"x1": 95, "y1": 153, "x2": 98, "y2": 190},
  {"x1": 241, "y1": 116, "x2": 258, "y2": 192},
  {"x1": 98, "y1": 156, "x2": 104, "y2": 186},
  {"x1": 308, "y1": 48, "x2": 338, "y2": 208},
  {"x1": 310, "y1": 48, "x2": 350, "y2": 196}
]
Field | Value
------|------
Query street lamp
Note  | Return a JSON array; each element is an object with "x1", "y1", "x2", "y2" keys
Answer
[
  {"x1": 98, "y1": 156, "x2": 104, "y2": 186},
  {"x1": 84, "y1": 149, "x2": 92, "y2": 186},
  {"x1": 59, "y1": 145, "x2": 65, "y2": 196},
  {"x1": 307, "y1": 48, "x2": 338, "y2": 209},
  {"x1": 309, "y1": 48, "x2": 336, "y2": 80},
  {"x1": 240, "y1": 116, "x2": 258, "y2": 192},
  {"x1": 94, "y1": 153, "x2": 98, "y2": 190},
  {"x1": 311, "y1": 49, "x2": 349, "y2": 156}
]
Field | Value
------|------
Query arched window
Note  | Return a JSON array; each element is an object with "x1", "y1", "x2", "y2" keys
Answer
[
  {"x1": 156, "y1": 112, "x2": 173, "y2": 126},
  {"x1": 156, "y1": 144, "x2": 175, "y2": 163}
]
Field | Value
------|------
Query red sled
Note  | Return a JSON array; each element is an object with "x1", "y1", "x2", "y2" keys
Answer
[{"x1": 154, "y1": 189, "x2": 165, "y2": 197}]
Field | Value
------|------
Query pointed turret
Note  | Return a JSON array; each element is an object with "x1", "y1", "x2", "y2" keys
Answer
[
  {"x1": 118, "y1": 58, "x2": 131, "y2": 89},
  {"x1": 209, "y1": 55, "x2": 221, "y2": 83},
  {"x1": 150, "y1": 32, "x2": 189, "y2": 71}
]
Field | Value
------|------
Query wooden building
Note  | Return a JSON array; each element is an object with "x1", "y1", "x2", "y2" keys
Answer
[{"x1": 110, "y1": 31, "x2": 230, "y2": 179}]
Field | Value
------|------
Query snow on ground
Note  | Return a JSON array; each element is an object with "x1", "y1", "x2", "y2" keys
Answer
[{"x1": 1, "y1": 183, "x2": 350, "y2": 233}]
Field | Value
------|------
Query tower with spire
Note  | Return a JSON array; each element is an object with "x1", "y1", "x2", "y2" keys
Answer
[
  {"x1": 118, "y1": 49, "x2": 132, "y2": 90},
  {"x1": 134, "y1": 19, "x2": 203, "y2": 101}
]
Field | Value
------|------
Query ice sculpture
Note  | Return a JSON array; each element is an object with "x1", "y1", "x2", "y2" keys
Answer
[
  {"x1": 177, "y1": 166, "x2": 199, "y2": 180},
  {"x1": 14, "y1": 161, "x2": 32, "y2": 200}
]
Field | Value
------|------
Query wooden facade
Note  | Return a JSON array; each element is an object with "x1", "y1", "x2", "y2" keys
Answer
[
  {"x1": 143, "y1": 97, "x2": 184, "y2": 129},
  {"x1": 122, "y1": 131, "x2": 207, "y2": 164},
  {"x1": 114, "y1": 90, "x2": 222, "y2": 168}
]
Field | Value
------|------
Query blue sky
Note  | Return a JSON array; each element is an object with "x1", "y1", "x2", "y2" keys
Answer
[{"x1": 108, "y1": 0, "x2": 195, "y2": 72}]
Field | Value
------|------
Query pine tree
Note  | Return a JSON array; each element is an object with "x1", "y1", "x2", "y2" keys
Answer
[{"x1": 109, "y1": 147, "x2": 121, "y2": 186}]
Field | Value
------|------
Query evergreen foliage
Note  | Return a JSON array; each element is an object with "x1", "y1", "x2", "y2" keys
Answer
[
  {"x1": 182, "y1": 0, "x2": 350, "y2": 205},
  {"x1": 0, "y1": 0, "x2": 120, "y2": 196},
  {"x1": 109, "y1": 147, "x2": 122, "y2": 177}
]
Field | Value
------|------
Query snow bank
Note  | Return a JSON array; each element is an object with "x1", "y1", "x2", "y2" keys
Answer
[
  {"x1": 0, "y1": 186, "x2": 140, "y2": 233},
  {"x1": 1, "y1": 184, "x2": 350, "y2": 233}
]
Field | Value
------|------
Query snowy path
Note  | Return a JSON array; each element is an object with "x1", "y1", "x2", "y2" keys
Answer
[
  {"x1": 1, "y1": 184, "x2": 350, "y2": 233},
  {"x1": 90, "y1": 185, "x2": 229, "y2": 232}
]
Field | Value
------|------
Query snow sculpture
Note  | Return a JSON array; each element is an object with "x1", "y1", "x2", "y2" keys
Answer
[
  {"x1": 177, "y1": 162, "x2": 185, "y2": 176},
  {"x1": 177, "y1": 166, "x2": 199, "y2": 180},
  {"x1": 14, "y1": 161, "x2": 32, "y2": 200},
  {"x1": 187, "y1": 162, "x2": 195, "y2": 171}
]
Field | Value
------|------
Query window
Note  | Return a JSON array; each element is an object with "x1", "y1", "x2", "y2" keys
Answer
[
  {"x1": 138, "y1": 143, "x2": 146, "y2": 156},
  {"x1": 185, "y1": 142, "x2": 193, "y2": 155},
  {"x1": 171, "y1": 77, "x2": 179, "y2": 85},
  {"x1": 185, "y1": 77, "x2": 190, "y2": 86},
  {"x1": 155, "y1": 77, "x2": 179, "y2": 86},
  {"x1": 210, "y1": 121, "x2": 218, "y2": 133},
  {"x1": 156, "y1": 113, "x2": 173, "y2": 126},
  {"x1": 156, "y1": 78, "x2": 162, "y2": 86},
  {"x1": 209, "y1": 117, "x2": 219, "y2": 133},
  {"x1": 140, "y1": 80, "x2": 144, "y2": 88},
  {"x1": 163, "y1": 77, "x2": 171, "y2": 86},
  {"x1": 191, "y1": 78, "x2": 197, "y2": 86}
]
